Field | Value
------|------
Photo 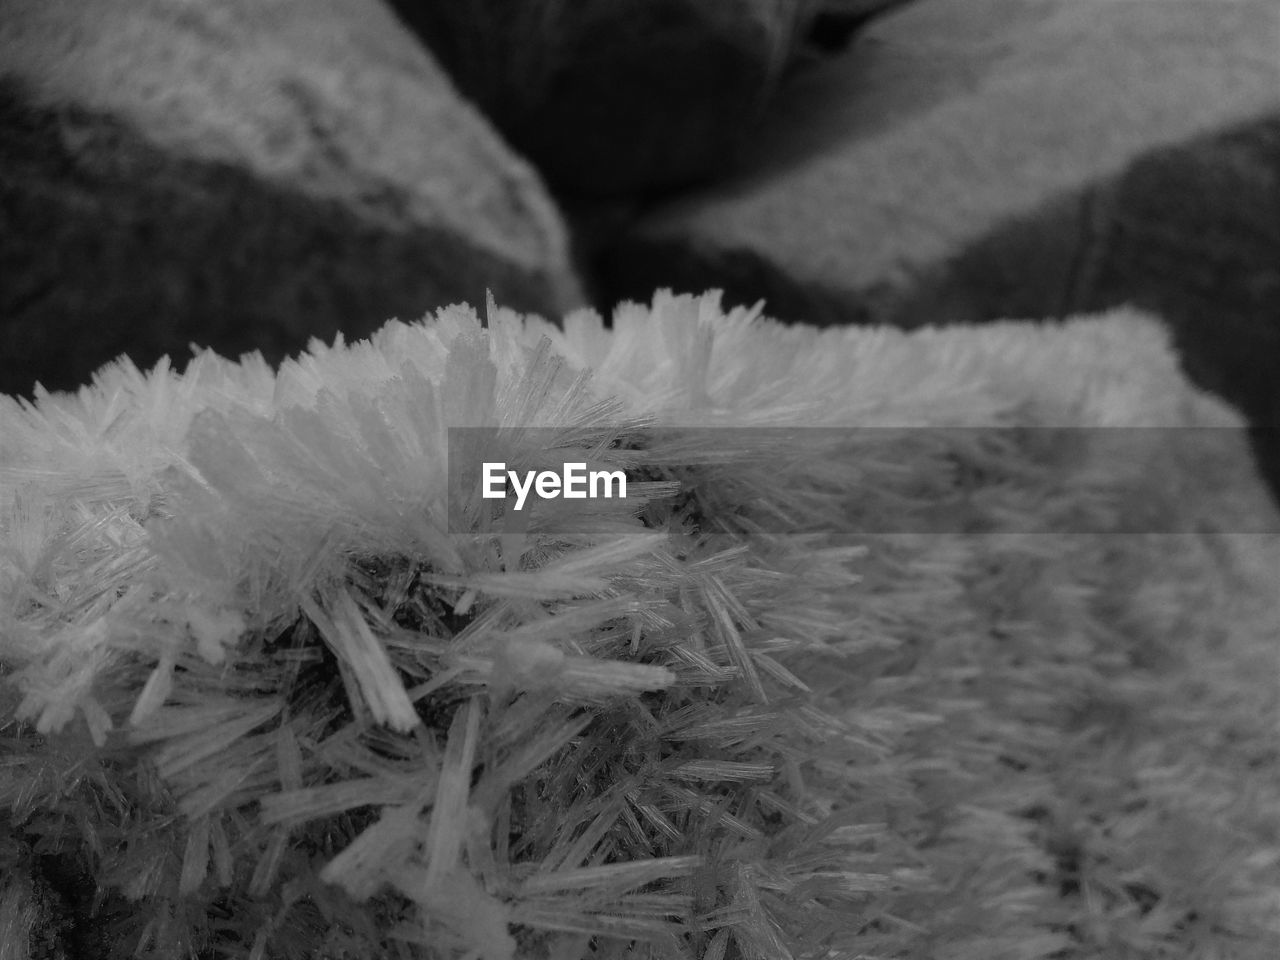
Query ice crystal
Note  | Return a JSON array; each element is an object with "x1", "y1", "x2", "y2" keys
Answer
[{"x1": 1, "y1": 292, "x2": 1277, "y2": 959}]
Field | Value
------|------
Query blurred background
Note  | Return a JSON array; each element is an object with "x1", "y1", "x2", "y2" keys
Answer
[{"x1": 2, "y1": 0, "x2": 1277, "y2": 490}]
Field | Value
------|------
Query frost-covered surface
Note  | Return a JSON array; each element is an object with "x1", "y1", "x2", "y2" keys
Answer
[{"x1": 1, "y1": 292, "x2": 1277, "y2": 959}]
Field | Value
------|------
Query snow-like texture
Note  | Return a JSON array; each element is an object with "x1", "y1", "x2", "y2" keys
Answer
[{"x1": 1, "y1": 292, "x2": 1277, "y2": 959}]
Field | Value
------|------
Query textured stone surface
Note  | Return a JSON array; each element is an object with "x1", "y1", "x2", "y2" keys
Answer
[
  {"x1": 0, "y1": 0, "x2": 584, "y2": 397},
  {"x1": 600, "y1": 0, "x2": 1280, "y2": 335}
]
